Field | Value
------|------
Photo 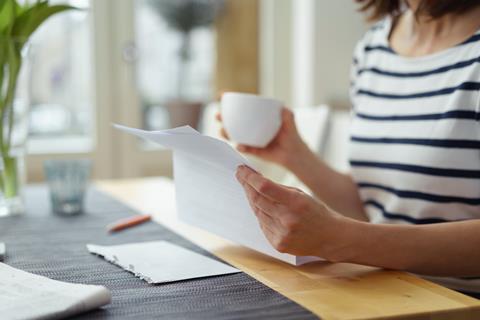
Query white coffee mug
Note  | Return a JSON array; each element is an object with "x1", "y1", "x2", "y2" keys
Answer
[{"x1": 221, "y1": 92, "x2": 283, "y2": 148}]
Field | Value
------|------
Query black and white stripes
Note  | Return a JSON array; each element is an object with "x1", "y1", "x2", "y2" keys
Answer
[
  {"x1": 349, "y1": 16, "x2": 480, "y2": 294},
  {"x1": 355, "y1": 110, "x2": 480, "y2": 121}
]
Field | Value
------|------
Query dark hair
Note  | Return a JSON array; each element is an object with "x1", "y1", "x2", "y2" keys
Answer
[{"x1": 356, "y1": 0, "x2": 480, "y2": 21}]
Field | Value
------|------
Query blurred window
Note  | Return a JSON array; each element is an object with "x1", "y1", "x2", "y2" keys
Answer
[
  {"x1": 27, "y1": 0, "x2": 93, "y2": 153},
  {"x1": 134, "y1": 0, "x2": 216, "y2": 131}
]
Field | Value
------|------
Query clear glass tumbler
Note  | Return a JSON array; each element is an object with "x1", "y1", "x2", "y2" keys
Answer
[{"x1": 44, "y1": 159, "x2": 92, "y2": 215}]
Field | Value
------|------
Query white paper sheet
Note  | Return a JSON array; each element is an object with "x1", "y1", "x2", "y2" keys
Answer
[
  {"x1": 114, "y1": 124, "x2": 319, "y2": 265},
  {"x1": 114, "y1": 125, "x2": 246, "y2": 172},
  {"x1": 0, "y1": 262, "x2": 111, "y2": 320},
  {"x1": 87, "y1": 241, "x2": 240, "y2": 283}
]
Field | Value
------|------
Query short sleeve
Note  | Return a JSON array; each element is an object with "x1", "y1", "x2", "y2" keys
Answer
[{"x1": 349, "y1": 38, "x2": 365, "y2": 111}]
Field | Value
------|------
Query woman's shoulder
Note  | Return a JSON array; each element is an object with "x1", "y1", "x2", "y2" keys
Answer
[
  {"x1": 366, "y1": 19, "x2": 390, "y2": 34},
  {"x1": 352, "y1": 18, "x2": 392, "y2": 65}
]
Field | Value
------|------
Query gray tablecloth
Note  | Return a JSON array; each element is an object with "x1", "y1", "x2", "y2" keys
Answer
[{"x1": 0, "y1": 185, "x2": 317, "y2": 319}]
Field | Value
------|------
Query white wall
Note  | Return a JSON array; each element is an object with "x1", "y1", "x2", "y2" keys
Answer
[
  {"x1": 260, "y1": 0, "x2": 368, "y2": 109},
  {"x1": 259, "y1": 0, "x2": 293, "y2": 105},
  {"x1": 313, "y1": 0, "x2": 367, "y2": 107}
]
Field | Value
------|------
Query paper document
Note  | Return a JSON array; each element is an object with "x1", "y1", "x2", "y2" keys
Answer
[
  {"x1": 87, "y1": 241, "x2": 240, "y2": 283},
  {"x1": 114, "y1": 124, "x2": 319, "y2": 265},
  {"x1": 0, "y1": 262, "x2": 111, "y2": 320}
]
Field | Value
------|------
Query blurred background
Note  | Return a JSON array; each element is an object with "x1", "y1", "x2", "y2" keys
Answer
[{"x1": 24, "y1": 0, "x2": 368, "y2": 183}]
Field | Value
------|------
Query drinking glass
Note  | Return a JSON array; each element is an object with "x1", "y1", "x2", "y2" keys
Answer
[{"x1": 44, "y1": 159, "x2": 91, "y2": 215}]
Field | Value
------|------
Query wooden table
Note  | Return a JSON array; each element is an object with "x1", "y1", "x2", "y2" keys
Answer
[{"x1": 97, "y1": 177, "x2": 480, "y2": 320}]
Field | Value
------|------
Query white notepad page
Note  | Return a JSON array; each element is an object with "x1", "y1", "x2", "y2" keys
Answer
[
  {"x1": 87, "y1": 241, "x2": 240, "y2": 284},
  {"x1": 114, "y1": 124, "x2": 319, "y2": 265},
  {"x1": 0, "y1": 262, "x2": 111, "y2": 320}
]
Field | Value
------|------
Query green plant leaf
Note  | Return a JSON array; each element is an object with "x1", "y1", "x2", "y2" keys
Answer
[
  {"x1": 0, "y1": 0, "x2": 76, "y2": 156},
  {"x1": 0, "y1": 43, "x2": 6, "y2": 98},
  {"x1": 4, "y1": 37, "x2": 21, "y2": 148},
  {"x1": 0, "y1": 0, "x2": 7, "y2": 16},
  {"x1": 12, "y1": 3, "x2": 76, "y2": 45},
  {"x1": 14, "y1": 0, "x2": 28, "y2": 18},
  {"x1": 0, "y1": 0, "x2": 16, "y2": 36}
]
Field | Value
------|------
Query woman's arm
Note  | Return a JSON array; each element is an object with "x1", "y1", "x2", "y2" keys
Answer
[
  {"x1": 284, "y1": 143, "x2": 368, "y2": 221},
  {"x1": 236, "y1": 165, "x2": 480, "y2": 277},
  {"x1": 339, "y1": 219, "x2": 480, "y2": 277}
]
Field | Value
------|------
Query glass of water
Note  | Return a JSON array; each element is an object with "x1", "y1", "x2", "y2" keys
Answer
[{"x1": 44, "y1": 159, "x2": 92, "y2": 215}]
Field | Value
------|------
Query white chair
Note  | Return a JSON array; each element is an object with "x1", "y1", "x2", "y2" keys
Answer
[
  {"x1": 322, "y1": 109, "x2": 351, "y2": 173},
  {"x1": 280, "y1": 107, "x2": 352, "y2": 194},
  {"x1": 294, "y1": 104, "x2": 330, "y2": 156},
  {"x1": 277, "y1": 105, "x2": 330, "y2": 191}
]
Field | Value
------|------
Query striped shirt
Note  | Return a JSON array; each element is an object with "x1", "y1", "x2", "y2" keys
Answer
[{"x1": 349, "y1": 17, "x2": 480, "y2": 293}]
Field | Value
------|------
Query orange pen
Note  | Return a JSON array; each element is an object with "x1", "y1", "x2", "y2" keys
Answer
[{"x1": 107, "y1": 214, "x2": 152, "y2": 233}]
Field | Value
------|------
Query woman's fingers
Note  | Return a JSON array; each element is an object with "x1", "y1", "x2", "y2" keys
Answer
[
  {"x1": 240, "y1": 181, "x2": 285, "y2": 245},
  {"x1": 282, "y1": 107, "x2": 295, "y2": 124},
  {"x1": 220, "y1": 127, "x2": 229, "y2": 140},
  {"x1": 257, "y1": 221, "x2": 280, "y2": 248},
  {"x1": 237, "y1": 144, "x2": 263, "y2": 155},
  {"x1": 240, "y1": 179, "x2": 283, "y2": 218},
  {"x1": 252, "y1": 207, "x2": 284, "y2": 250},
  {"x1": 215, "y1": 112, "x2": 230, "y2": 139},
  {"x1": 254, "y1": 206, "x2": 277, "y2": 228},
  {"x1": 236, "y1": 165, "x2": 295, "y2": 204}
]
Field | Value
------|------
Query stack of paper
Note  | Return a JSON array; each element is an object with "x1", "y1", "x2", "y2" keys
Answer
[
  {"x1": 115, "y1": 125, "x2": 319, "y2": 265},
  {"x1": 0, "y1": 262, "x2": 111, "y2": 320}
]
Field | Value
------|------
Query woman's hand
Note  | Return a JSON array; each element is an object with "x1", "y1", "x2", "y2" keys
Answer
[
  {"x1": 216, "y1": 107, "x2": 309, "y2": 170},
  {"x1": 236, "y1": 165, "x2": 352, "y2": 259}
]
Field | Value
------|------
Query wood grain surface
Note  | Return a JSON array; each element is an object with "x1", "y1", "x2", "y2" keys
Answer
[{"x1": 97, "y1": 177, "x2": 480, "y2": 320}]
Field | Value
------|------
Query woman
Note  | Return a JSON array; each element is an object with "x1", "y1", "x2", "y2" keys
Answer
[{"x1": 218, "y1": 0, "x2": 480, "y2": 297}]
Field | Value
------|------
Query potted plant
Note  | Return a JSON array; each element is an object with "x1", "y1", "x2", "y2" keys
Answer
[
  {"x1": 0, "y1": 0, "x2": 75, "y2": 216},
  {"x1": 148, "y1": 0, "x2": 223, "y2": 128}
]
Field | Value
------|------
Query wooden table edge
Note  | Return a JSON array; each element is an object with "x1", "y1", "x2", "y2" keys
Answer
[{"x1": 95, "y1": 178, "x2": 480, "y2": 320}]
